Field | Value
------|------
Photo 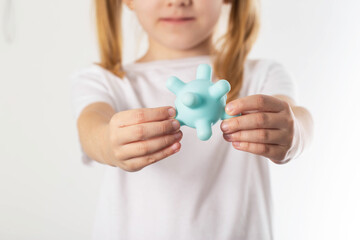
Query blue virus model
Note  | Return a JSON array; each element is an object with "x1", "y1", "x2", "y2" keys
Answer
[{"x1": 166, "y1": 63, "x2": 241, "y2": 141}]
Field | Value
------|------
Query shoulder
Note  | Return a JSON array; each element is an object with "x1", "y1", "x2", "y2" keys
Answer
[
  {"x1": 243, "y1": 58, "x2": 298, "y2": 103},
  {"x1": 244, "y1": 58, "x2": 288, "y2": 74},
  {"x1": 69, "y1": 63, "x2": 124, "y2": 83},
  {"x1": 243, "y1": 58, "x2": 293, "y2": 85},
  {"x1": 69, "y1": 64, "x2": 129, "y2": 119}
]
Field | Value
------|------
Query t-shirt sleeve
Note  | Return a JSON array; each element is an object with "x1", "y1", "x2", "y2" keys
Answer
[
  {"x1": 69, "y1": 65, "x2": 117, "y2": 166},
  {"x1": 259, "y1": 61, "x2": 299, "y2": 104}
]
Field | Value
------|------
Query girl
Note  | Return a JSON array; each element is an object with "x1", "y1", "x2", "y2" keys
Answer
[{"x1": 70, "y1": 0, "x2": 313, "y2": 239}]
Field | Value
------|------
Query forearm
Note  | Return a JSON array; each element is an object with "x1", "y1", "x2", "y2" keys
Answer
[{"x1": 77, "y1": 103, "x2": 115, "y2": 166}]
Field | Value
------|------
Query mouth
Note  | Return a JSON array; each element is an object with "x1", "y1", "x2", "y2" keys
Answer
[{"x1": 160, "y1": 17, "x2": 195, "y2": 24}]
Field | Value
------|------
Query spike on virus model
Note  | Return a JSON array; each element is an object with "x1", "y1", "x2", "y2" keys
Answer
[{"x1": 166, "y1": 63, "x2": 241, "y2": 141}]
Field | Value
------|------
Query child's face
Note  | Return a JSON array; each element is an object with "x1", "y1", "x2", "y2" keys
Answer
[{"x1": 126, "y1": 0, "x2": 230, "y2": 52}]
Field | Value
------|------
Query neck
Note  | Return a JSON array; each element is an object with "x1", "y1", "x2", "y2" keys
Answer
[{"x1": 136, "y1": 36, "x2": 213, "y2": 63}]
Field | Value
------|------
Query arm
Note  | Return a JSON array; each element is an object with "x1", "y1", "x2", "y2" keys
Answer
[{"x1": 76, "y1": 102, "x2": 116, "y2": 166}]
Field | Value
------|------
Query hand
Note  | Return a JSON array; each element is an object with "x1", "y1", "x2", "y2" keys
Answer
[
  {"x1": 220, "y1": 94, "x2": 296, "y2": 164},
  {"x1": 106, "y1": 106, "x2": 182, "y2": 172}
]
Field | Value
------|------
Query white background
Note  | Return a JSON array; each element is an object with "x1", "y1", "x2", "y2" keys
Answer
[{"x1": 0, "y1": 0, "x2": 359, "y2": 239}]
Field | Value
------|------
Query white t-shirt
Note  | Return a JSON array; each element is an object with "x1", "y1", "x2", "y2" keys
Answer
[{"x1": 70, "y1": 55, "x2": 298, "y2": 240}]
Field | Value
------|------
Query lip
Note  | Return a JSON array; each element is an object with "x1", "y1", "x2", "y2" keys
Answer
[{"x1": 160, "y1": 17, "x2": 195, "y2": 24}]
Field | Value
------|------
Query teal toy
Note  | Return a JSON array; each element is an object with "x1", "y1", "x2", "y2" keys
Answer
[{"x1": 166, "y1": 63, "x2": 241, "y2": 141}]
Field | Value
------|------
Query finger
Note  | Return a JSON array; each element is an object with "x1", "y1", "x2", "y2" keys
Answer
[
  {"x1": 119, "y1": 130, "x2": 183, "y2": 160},
  {"x1": 221, "y1": 112, "x2": 288, "y2": 134},
  {"x1": 117, "y1": 119, "x2": 181, "y2": 145},
  {"x1": 115, "y1": 106, "x2": 177, "y2": 128},
  {"x1": 225, "y1": 94, "x2": 286, "y2": 116},
  {"x1": 223, "y1": 129, "x2": 289, "y2": 146},
  {"x1": 119, "y1": 142, "x2": 182, "y2": 172},
  {"x1": 231, "y1": 141, "x2": 288, "y2": 161}
]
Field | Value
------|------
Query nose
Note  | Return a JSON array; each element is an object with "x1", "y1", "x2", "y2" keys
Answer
[{"x1": 166, "y1": 0, "x2": 192, "y2": 7}]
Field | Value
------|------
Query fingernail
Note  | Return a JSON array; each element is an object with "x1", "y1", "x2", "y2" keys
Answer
[
  {"x1": 168, "y1": 107, "x2": 176, "y2": 117},
  {"x1": 172, "y1": 142, "x2": 180, "y2": 151},
  {"x1": 174, "y1": 131, "x2": 182, "y2": 139},
  {"x1": 172, "y1": 120, "x2": 180, "y2": 130},
  {"x1": 223, "y1": 134, "x2": 231, "y2": 140},
  {"x1": 222, "y1": 123, "x2": 229, "y2": 132},
  {"x1": 225, "y1": 104, "x2": 233, "y2": 114}
]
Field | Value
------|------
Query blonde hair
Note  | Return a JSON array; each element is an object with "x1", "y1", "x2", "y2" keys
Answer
[{"x1": 94, "y1": 0, "x2": 260, "y2": 103}]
